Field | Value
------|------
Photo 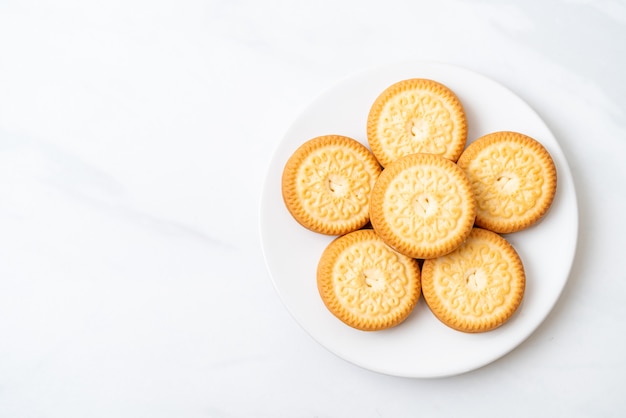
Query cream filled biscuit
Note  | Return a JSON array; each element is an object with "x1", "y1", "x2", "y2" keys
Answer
[
  {"x1": 282, "y1": 135, "x2": 382, "y2": 235},
  {"x1": 317, "y1": 229, "x2": 421, "y2": 331},
  {"x1": 422, "y1": 228, "x2": 526, "y2": 333},
  {"x1": 457, "y1": 131, "x2": 557, "y2": 233},
  {"x1": 367, "y1": 78, "x2": 467, "y2": 167},
  {"x1": 369, "y1": 153, "x2": 476, "y2": 259}
]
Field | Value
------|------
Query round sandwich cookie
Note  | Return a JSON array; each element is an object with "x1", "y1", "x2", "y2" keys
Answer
[
  {"x1": 421, "y1": 227, "x2": 526, "y2": 333},
  {"x1": 457, "y1": 131, "x2": 557, "y2": 234},
  {"x1": 369, "y1": 153, "x2": 476, "y2": 259},
  {"x1": 282, "y1": 135, "x2": 382, "y2": 235},
  {"x1": 366, "y1": 78, "x2": 468, "y2": 167},
  {"x1": 317, "y1": 229, "x2": 421, "y2": 331}
]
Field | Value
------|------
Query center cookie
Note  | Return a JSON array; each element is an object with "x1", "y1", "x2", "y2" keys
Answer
[{"x1": 369, "y1": 153, "x2": 476, "y2": 259}]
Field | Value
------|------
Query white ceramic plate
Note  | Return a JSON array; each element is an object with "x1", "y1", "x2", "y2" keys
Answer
[{"x1": 259, "y1": 62, "x2": 578, "y2": 378}]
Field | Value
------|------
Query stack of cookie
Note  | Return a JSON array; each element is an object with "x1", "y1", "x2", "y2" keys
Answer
[{"x1": 281, "y1": 78, "x2": 557, "y2": 333}]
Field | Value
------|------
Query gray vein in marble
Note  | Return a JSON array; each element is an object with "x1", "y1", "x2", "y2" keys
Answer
[
  {"x1": 474, "y1": 0, "x2": 626, "y2": 123},
  {"x1": 0, "y1": 131, "x2": 234, "y2": 251}
]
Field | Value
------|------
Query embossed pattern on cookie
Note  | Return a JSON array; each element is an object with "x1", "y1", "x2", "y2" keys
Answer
[
  {"x1": 367, "y1": 78, "x2": 467, "y2": 167},
  {"x1": 421, "y1": 228, "x2": 525, "y2": 333},
  {"x1": 317, "y1": 229, "x2": 421, "y2": 331},
  {"x1": 282, "y1": 135, "x2": 382, "y2": 235},
  {"x1": 370, "y1": 153, "x2": 476, "y2": 259},
  {"x1": 457, "y1": 131, "x2": 557, "y2": 233}
]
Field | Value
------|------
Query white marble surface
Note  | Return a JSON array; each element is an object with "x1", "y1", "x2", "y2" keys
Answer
[{"x1": 0, "y1": 0, "x2": 624, "y2": 416}]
